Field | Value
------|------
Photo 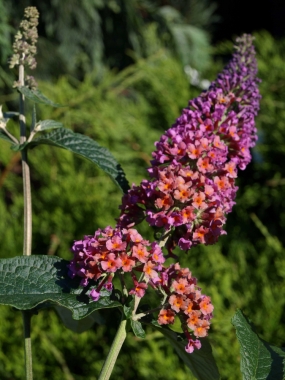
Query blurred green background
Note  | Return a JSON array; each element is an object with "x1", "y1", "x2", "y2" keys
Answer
[{"x1": 0, "y1": 1, "x2": 285, "y2": 379}]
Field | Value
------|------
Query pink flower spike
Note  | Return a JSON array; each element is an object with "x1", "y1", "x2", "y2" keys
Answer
[
  {"x1": 173, "y1": 185, "x2": 192, "y2": 203},
  {"x1": 132, "y1": 244, "x2": 150, "y2": 263},
  {"x1": 178, "y1": 237, "x2": 192, "y2": 250},
  {"x1": 192, "y1": 192, "x2": 207, "y2": 210},
  {"x1": 185, "y1": 338, "x2": 201, "y2": 354},
  {"x1": 197, "y1": 157, "x2": 214, "y2": 174},
  {"x1": 143, "y1": 261, "x2": 158, "y2": 279},
  {"x1": 150, "y1": 242, "x2": 165, "y2": 264},
  {"x1": 199, "y1": 296, "x2": 214, "y2": 315},
  {"x1": 101, "y1": 226, "x2": 114, "y2": 237},
  {"x1": 120, "y1": 253, "x2": 135, "y2": 272},
  {"x1": 158, "y1": 308, "x2": 175, "y2": 325},
  {"x1": 172, "y1": 278, "x2": 191, "y2": 295},
  {"x1": 193, "y1": 226, "x2": 208, "y2": 244},
  {"x1": 90, "y1": 289, "x2": 101, "y2": 301},
  {"x1": 103, "y1": 275, "x2": 114, "y2": 291},
  {"x1": 169, "y1": 294, "x2": 185, "y2": 313},
  {"x1": 188, "y1": 143, "x2": 202, "y2": 159},
  {"x1": 187, "y1": 310, "x2": 202, "y2": 330},
  {"x1": 129, "y1": 282, "x2": 148, "y2": 298},
  {"x1": 104, "y1": 281, "x2": 113, "y2": 291},
  {"x1": 106, "y1": 235, "x2": 126, "y2": 251},
  {"x1": 193, "y1": 320, "x2": 210, "y2": 338},
  {"x1": 101, "y1": 253, "x2": 122, "y2": 272},
  {"x1": 128, "y1": 228, "x2": 143, "y2": 243},
  {"x1": 224, "y1": 161, "x2": 238, "y2": 178}
]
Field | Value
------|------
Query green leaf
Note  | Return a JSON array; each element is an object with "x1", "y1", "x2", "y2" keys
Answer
[
  {"x1": 168, "y1": 315, "x2": 183, "y2": 333},
  {"x1": 153, "y1": 325, "x2": 220, "y2": 380},
  {"x1": 232, "y1": 310, "x2": 285, "y2": 380},
  {"x1": 31, "y1": 105, "x2": 37, "y2": 131},
  {"x1": 131, "y1": 320, "x2": 146, "y2": 339},
  {"x1": 0, "y1": 256, "x2": 121, "y2": 320},
  {"x1": 124, "y1": 305, "x2": 133, "y2": 319},
  {"x1": 10, "y1": 143, "x2": 25, "y2": 151},
  {"x1": 18, "y1": 86, "x2": 64, "y2": 107},
  {"x1": 26, "y1": 127, "x2": 130, "y2": 193},
  {"x1": 34, "y1": 120, "x2": 63, "y2": 132},
  {"x1": 54, "y1": 305, "x2": 104, "y2": 333}
]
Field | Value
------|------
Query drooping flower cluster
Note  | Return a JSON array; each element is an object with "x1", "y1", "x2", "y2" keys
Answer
[
  {"x1": 68, "y1": 226, "x2": 214, "y2": 353},
  {"x1": 156, "y1": 263, "x2": 213, "y2": 353},
  {"x1": 9, "y1": 6, "x2": 39, "y2": 89},
  {"x1": 117, "y1": 34, "x2": 261, "y2": 253}
]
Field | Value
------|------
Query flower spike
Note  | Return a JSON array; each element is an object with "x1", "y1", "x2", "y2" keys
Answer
[{"x1": 118, "y1": 34, "x2": 261, "y2": 254}]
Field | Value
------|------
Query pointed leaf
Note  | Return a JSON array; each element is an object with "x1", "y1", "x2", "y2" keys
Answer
[
  {"x1": 26, "y1": 127, "x2": 129, "y2": 193},
  {"x1": 10, "y1": 143, "x2": 26, "y2": 151},
  {"x1": 35, "y1": 120, "x2": 63, "y2": 132},
  {"x1": 18, "y1": 86, "x2": 64, "y2": 107},
  {"x1": 131, "y1": 320, "x2": 146, "y2": 339},
  {"x1": 31, "y1": 105, "x2": 37, "y2": 131},
  {"x1": 0, "y1": 256, "x2": 121, "y2": 320},
  {"x1": 153, "y1": 325, "x2": 220, "y2": 380},
  {"x1": 232, "y1": 310, "x2": 285, "y2": 380},
  {"x1": 123, "y1": 299, "x2": 135, "y2": 319},
  {"x1": 124, "y1": 305, "x2": 133, "y2": 319}
]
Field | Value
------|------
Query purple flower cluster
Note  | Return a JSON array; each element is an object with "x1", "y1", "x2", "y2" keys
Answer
[
  {"x1": 68, "y1": 226, "x2": 165, "y2": 300},
  {"x1": 68, "y1": 226, "x2": 214, "y2": 353},
  {"x1": 117, "y1": 34, "x2": 261, "y2": 253},
  {"x1": 69, "y1": 35, "x2": 260, "y2": 354}
]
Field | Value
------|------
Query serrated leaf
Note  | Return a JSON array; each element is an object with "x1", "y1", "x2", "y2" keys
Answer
[
  {"x1": 35, "y1": 120, "x2": 63, "y2": 132},
  {"x1": 131, "y1": 320, "x2": 146, "y2": 339},
  {"x1": 54, "y1": 305, "x2": 104, "y2": 333},
  {"x1": 153, "y1": 325, "x2": 220, "y2": 380},
  {"x1": 18, "y1": 86, "x2": 64, "y2": 107},
  {"x1": 232, "y1": 310, "x2": 285, "y2": 380},
  {"x1": 0, "y1": 256, "x2": 121, "y2": 320},
  {"x1": 26, "y1": 127, "x2": 129, "y2": 193}
]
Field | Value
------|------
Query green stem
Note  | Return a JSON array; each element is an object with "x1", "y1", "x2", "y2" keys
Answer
[
  {"x1": 19, "y1": 64, "x2": 32, "y2": 256},
  {"x1": 19, "y1": 63, "x2": 33, "y2": 379},
  {"x1": 98, "y1": 319, "x2": 127, "y2": 380},
  {"x1": 22, "y1": 311, "x2": 33, "y2": 380}
]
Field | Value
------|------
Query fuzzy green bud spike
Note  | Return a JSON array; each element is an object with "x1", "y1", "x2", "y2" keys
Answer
[{"x1": 10, "y1": 6, "x2": 39, "y2": 89}]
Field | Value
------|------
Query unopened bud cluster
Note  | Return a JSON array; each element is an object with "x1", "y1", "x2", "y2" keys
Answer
[{"x1": 10, "y1": 7, "x2": 39, "y2": 89}]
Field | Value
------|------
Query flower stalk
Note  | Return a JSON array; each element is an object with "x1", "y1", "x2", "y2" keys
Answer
[
  {"x1": 98, "y1": 319, "x2": 127, "y2": 380},
  {"x1": 22, "y1": 311, "x2": 33, "y2": 380},
  {"x1": 10, "y1": 7, "x2": 40, "y2": 380},
  {"x1": 10, "y1": 6, "x2": 39, "y2": 256}
]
